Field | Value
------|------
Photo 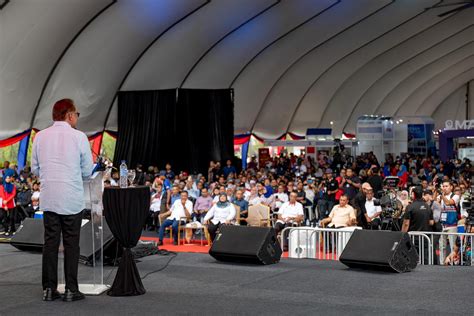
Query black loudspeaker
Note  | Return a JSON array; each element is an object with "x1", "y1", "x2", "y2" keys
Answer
[
  {"x1": 10, "y1": 218, "x2": 44, "y2": 251},
  {"x1": 339, "y1": 230, "x2": 418, "y2": 273},
  {"x1": 209, "y1": 225, "x2": 282, "y2": 265},
  {"x1": 79, "y1": 220, "x2": 116, "y2": 265},
  {"x1": 10, "y1": 218, "x2": 116, "y2": 265}
]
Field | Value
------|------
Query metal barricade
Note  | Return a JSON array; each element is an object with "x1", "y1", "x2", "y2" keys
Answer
[
  {"x1": 281, "y1": 227, "x2": 360, "y2": 260},
  {"x1": 412, "y1": 231, "x2": 474, "y2": 266},
  {"x1": 280, "y1": 227, "x2": 474, "y2": 266},
  {"x1": 407, "y1": 232, "x2": 432, "y2": 265}
]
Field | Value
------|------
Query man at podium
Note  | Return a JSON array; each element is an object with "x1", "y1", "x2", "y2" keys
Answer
[{"x1": 32, "y1": 99, "x2": 94, "y2": 302}]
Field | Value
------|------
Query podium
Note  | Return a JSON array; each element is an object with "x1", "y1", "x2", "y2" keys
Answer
[{"x1": 58, "y1": 171, "x2": 110, "y2": 295}]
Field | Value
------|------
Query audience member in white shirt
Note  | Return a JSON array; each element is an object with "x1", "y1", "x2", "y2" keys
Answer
[
  {"x1": 158, "y1": 191, "x2": 192, "y2": 245},
  {"x1": 246, "y1": 187, "x2": 262, "y2": 206},
  {"x1": 272, "y1": 185, "x2": 289, "y2": 211},
  {"x1": 204, "y1": 194, "x2": 236, "y2": 241},
  {"x1": 274, "y1": 192, "x2": 304, "y2": 235},
  {"x1": 364, "y1": 190, "x2": 382, "y2": 229}
]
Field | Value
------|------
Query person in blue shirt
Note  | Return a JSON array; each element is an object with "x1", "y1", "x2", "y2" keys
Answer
[
  {"x1": 263, "y1": 178, "x2": 273, "y2": 198},
  {"x1": 233, "y1": 189, "x2": 249, "y2": 225},
  {"x1": 223, "y1": 159, "x2": 236, "y2": 179},
  {"x1": 165, "y1": 163, "x2": 175, "y2": 180}
]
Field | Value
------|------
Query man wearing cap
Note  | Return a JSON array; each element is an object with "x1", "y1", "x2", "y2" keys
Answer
[{"x1": 317, "y1": 169, "x2": 338, "y2": 221}]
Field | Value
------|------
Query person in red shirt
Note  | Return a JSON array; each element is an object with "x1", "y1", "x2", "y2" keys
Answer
[
  {"x1": 0, "y1": 175, "x2": 17, "y2": 236},
  {"x1": 397, "y1": 165, "x2": 409, "y2": 189}
]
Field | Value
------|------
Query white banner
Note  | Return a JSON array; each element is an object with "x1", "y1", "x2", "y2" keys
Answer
[{"x1": 445, "y1": 120, "x2": 474, "y2": 130}]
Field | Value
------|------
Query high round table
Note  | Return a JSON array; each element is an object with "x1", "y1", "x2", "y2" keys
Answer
[{"x1": 103, "y1": 186, "x2": 150, "y2": 296}]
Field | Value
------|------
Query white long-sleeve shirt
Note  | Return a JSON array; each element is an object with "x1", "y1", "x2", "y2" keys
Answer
[
  {"x1": 167, "y1": 199, "x2": 193, "y2": 220},
  {"x1": 204, "y1": 203, "x2": 236, "y2": 225},
  {"x1": 31, "y1": 121, "x2": 94, "y2": 215}
]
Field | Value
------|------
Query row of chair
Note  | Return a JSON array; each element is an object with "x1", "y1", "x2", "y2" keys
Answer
[{"x1": 161, "y1": 203, "x2": 272, "y2": 245}]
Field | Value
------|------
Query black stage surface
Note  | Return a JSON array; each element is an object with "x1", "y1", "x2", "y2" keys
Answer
[{"x1": 0, "y1": 243, "x2": 471, "y2": 315}]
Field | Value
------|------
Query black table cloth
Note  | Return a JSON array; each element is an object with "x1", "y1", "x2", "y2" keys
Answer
[{"x1": 103, "y1": 186, "x2": 150, "y2": 296}]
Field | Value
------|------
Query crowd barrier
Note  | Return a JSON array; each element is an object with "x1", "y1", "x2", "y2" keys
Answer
[{"x1": 280, "y1": 227, "x2": 474, "y2": 266}]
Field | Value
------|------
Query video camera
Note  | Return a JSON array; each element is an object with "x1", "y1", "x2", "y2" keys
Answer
[{"x1": 462, "y1": 186, "x2": 474, "y2": 226}]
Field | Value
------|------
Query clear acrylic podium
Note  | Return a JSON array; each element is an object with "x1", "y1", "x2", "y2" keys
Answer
[{"x1": 58, "y1": 171, "x2": 110, "y2": 295}]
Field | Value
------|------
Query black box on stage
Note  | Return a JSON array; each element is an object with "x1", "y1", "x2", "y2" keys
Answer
[
  {"x1": 339, "y1": 230, "x2": 418, "y2": 273},
  {"x1": 209, "y1": 225, "x2": 282, "y2": 265},
  {"x1": 10, "y1": 218, "x2": 116, "y2": 265},
  {"x1": 10, "y1": 218, "x2": 44, "y2": 251}
]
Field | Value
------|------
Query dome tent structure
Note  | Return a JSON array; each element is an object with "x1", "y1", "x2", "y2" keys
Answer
[{"x1": 1, "y1": 0, "x2": 473, "y2": 141}]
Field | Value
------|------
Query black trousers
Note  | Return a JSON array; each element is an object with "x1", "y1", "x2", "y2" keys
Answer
[
  {"x1": 42, "y1": 211, "x2": 83, "y2": 291},
  {"x1": 0, "y1": 208, "x2": 16, "y2": 232}
]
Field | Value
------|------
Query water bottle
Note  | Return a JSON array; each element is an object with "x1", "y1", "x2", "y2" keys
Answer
[{"x1": 119, "y1": 160, "x2": 128, "y2": 188}]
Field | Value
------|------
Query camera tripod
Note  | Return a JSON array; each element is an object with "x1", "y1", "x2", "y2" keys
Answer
[{"x1": 381, "y1": 216, "x2": 402, "y2": 231}]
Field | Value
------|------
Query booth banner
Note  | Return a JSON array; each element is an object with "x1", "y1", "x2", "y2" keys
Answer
[
  {"x1": 407, "y1": 124, "x2": 427, "y2": 154},
  {"x1": 264, "y1": 140, "x2": 318, "y2": 147},
  {"x1": 258, "y1": 148, "x2": 270, "y2": 168},
  {"x1": 445, "y1": 120, "x2": 474, "y2": 130}
]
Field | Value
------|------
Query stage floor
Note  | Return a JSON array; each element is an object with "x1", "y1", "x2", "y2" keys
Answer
[{"x1": 0, "y1": 243, "x2": 471, "y2": 315}]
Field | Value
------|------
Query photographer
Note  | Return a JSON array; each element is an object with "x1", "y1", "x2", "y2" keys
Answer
[
  {"x1": 317, "y1": 169, "x2": 338, "y2": 221},
  {"x1": 341, "y1": 168, "x2": 361, "y2": 201},
  {"x1": 439, "y1": 180, "x2": 460, "y2": 260}
]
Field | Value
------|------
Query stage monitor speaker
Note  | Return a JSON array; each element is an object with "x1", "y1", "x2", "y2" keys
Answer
[
  {"x1": 209, "y1": 225, "x2": 282, "y2": 265},
  {"x1": 10, "y1": 218, "x2": 44, "y2": 251},
  {"x1": 10, "y1": 218, "x2": 116, "y2": 264},
  {"x1": 339, "y1": 230, "x2": 418, "y2": 273},
  {"x1": 79, "y1": 220, "x2": 115, "y2": 265}
]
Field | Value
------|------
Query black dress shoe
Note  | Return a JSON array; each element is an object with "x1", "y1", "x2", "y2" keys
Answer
[
  {"x1": 63, "y1": 289, "x2": 85, "y2": 302},
  {"x1": 43, "y1": 288, "x2": 61, "y2": 301},
  {"x1": 157, "y1": 240, "x2": 163, "y2": 246}
]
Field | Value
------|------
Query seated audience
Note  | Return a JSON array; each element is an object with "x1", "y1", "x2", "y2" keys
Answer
[
  {"x1": 233, "y1": 189, "x2": 249, "y2": 225},
  {"x1": 158, "y1": 191, "x2": 192, "y2": 245},
  {"x1": 204, "y1": 194, "x2": 236, "y2": 241},
  {"x1": 364, "y1": 189, "x2": 382, "y2": 229},
  {"x1": 193, "y1": 188, "x2": 213, "y2": 223},
  {"x1": 274, "y1": 192, "x2": 304, "y2": 235},
  {"x1": 320, "y1": 195, "x2": 357, "y2": 228}
]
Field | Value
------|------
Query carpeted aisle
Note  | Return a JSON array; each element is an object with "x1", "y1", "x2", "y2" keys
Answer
[{"x1": 0, "y1": 243, "x2": 471, "y2": 315}]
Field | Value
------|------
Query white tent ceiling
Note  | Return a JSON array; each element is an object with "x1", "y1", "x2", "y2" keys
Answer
[{"x1": 1, "y1": 0, "x2": 473, "y2": 140}]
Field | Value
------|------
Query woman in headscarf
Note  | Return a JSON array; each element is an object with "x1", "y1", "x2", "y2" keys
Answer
[
  {"x1": 397, "y1": 165, "x2": 408, "y2": 189},
  {"x1": 204, "y1": 193, "x2": 236, "y2": 241},
  {"x1": 0, "y1": 174, "x2": 17, "y2": 236},
  {"x1": 397, "y1": 190, "x2": 410, "y2": 212}
]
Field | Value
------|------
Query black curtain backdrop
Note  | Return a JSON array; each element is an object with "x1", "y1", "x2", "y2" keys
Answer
[
  {"x1": 114, "y1": 89, "x2": 234, "y2": 174},
  {"x1": 176, "y1": 89, "x2": 234, "y2": 174},
  {"x1": 114, "y1": 89, "x2": 177, "y2": 170}
]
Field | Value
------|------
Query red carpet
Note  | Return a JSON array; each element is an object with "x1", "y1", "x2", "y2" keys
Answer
[{"x1": 140, "y1": 235, "x2": 289, "y2": 257}]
